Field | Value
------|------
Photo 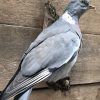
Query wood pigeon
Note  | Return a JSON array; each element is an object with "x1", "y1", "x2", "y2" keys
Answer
[{"x1": 0, "y1": 0, "x2": 94, "y2": 100}]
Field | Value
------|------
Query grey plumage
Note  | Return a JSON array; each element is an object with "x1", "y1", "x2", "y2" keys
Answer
[
  {"x1": 0, "y1": 0, "x2": 92, "y2": 100},
  {"x1": 21, "y1": 19, "x2": 81, "y2": 76}
]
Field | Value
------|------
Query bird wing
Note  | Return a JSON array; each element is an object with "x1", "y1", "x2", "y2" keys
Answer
[
  {"x1": 21, "y1": 30, "x2": 80, "y2": 76},
  {"x1": 1, "y1": 30, "x2": 80, "y2": 100},
  {"x1": 21, "y1": 18, "x2": 71, "y2": 60}
]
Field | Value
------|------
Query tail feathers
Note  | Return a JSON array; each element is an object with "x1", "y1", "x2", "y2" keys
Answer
[{"x1": 1, "y1": 69, "x2": 52, "y2": 100}]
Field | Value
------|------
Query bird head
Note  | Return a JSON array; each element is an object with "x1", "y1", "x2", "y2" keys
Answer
[{"x1": 65, "y1": 0, "x2": 95, "y2": 19}]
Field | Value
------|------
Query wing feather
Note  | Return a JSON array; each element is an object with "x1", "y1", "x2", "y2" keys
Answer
[{"x1": 1, "y1": 69, "x2": 52, "y2": 100}]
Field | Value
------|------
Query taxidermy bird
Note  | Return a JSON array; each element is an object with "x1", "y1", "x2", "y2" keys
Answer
[{"x1": 0, "y1": 0, "x2": 94, "y2": 100}]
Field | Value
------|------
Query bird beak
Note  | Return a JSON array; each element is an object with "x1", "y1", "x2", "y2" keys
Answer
[{"x1": 89, "y1": 5, "x2": 95, "y2": 9}]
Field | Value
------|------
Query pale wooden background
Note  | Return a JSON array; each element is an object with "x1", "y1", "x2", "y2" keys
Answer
[{"x1": 0, "y1": 0, "x2": 100, "y2": 100}]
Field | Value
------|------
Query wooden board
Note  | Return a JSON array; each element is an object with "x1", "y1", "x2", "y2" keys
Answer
[
  {"x1": 0, "y1": 25, "x2": 42, "y2": 90},
  {"x1": 80, "y1": 0, "x2": 100, "y2": 34},
  {"x1": 30, "y1": 84, "x2": 100, "y2": 100},
  {"x1": 70, "y1": 34, "x2": 100, "y2": 84},
  {"x1": 0, "y1": 0, "x2": 100, "y2": 34},
  {"x1": 0, "y1": 0, "x2": 44, "y2": 28}
]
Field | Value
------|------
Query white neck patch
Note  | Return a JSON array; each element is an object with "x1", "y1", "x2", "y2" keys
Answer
[{"x1": 62, "y1": 12, "x2": 76, "y2": 24}]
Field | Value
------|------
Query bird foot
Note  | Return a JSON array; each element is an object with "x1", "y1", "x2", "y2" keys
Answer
[
  {"x1": 57, "y1": 77, "x2": 70, "y2": 92},
  {"x1": 46, "y1": 77, "x2": 70, "y2": 92}
]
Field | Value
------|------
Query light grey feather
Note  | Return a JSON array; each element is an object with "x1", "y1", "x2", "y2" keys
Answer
[
  {"x1": 46, "y1": 52, "x2": 78, "y2": 82},
  {"x1": 22, "y1": 17, "x2": 81, "y2": 60},
  {"x1": 21, "y1": 30, "x2": 80, "y2": 76}
]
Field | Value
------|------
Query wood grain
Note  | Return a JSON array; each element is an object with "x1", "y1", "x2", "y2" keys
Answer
[
  {"x1": 30, "y1": 84, "x2": 100, "y2": 100},
  {"x1": 80, "y1": 0, "x2": 100, "y2": 34},
  {"x1": 0, "y1": 0, "x2": 44, "y2": 28},
  {"x1": 0, "y1": 25, "x2": 41, "y2": 90},
  {"x1": 71, "y1": 34, "x2": 100, "y2": 84},
  {"x1": 0, "y1": 0, "x2": 100, "y2": 34}
]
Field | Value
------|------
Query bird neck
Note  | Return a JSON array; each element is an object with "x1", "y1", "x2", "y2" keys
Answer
[
  {"x1": 62, "y1": 11, "x2": 79, "y2": 25},
  {"x1": 62, "y1": 11, "x2": 82, "y2": 39},
  {"x1": 65, "y1": 6, "x2": 82, "y2": 21},
  {"x1": 69, "y1": 12, "x2": 79, "y2": 22}
]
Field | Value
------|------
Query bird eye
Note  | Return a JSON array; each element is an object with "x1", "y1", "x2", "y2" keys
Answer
[{"x1": 80, "y1": 0, "x2": 89, "y2": 6}]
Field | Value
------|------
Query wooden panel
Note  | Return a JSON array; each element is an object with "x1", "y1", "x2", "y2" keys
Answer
[
  {"x1": 80, "y1": 0, "x2": 100, "y2": 34},
  {"x1": 0, "y1": 0, "x2": 44, "y2": 28},
  {"x1": 30, "y1": 85, "x2": 100, "y2": 100},
  {"x1": 70, "y1": 34, "x2": 100, "y2": 84},
  {"x1": 0, "y1": 0, "x2": 100, "y2": 32},
  {"x1": 0, "y1": 25, "x2": 42, "y2": 90}
]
